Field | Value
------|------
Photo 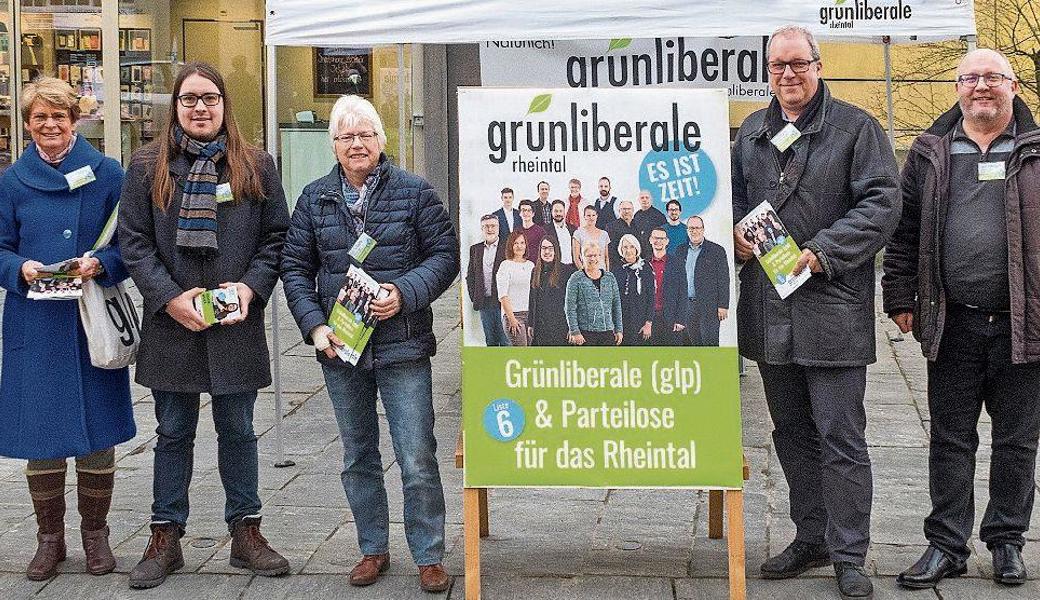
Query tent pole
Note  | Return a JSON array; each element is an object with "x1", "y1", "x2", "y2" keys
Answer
[
  {"x1": 883, "y1": 36, "x2": 896, "y2": 151},
  {"x1": 265, "y1": 42, "x2": 294, "y2": 469},
  {"x1": 397, "y1": 43, "x2": 407, "y2": 169}
]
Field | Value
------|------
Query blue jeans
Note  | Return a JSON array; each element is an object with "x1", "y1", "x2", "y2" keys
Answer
[
  {"x1": 150, "y1": 390, "x2": 262, "y2": 529},
  {"x1": 322, "y1": 358, "x2": 445, "y2": 565},
  {"x1": 479, "y1": 305, "x2": 511, "y2": 346}
]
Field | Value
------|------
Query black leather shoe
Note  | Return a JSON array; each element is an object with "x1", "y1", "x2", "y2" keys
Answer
[
  {"x1": 835, "y1": 562, "x2": 874, "y2": 599},
  {"x1": 760, "y1": 540, "x2": 830, "y2": 579},
  {"x1": 895, "y1": 546, "x2": 966, "y2": 589},
  {"x1": 992, "y1": 544, "x2": 1027, "y2": 585}
]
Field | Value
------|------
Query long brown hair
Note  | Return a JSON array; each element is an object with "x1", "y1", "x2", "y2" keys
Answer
[
  {"x1": 531, "y1": 239, "x2": 562, "y2": 289},
  {"x1": 151, "y1": 61, "x2": 264, "y2": 209},
  {"x1": 506, "y1": 230, "x2": 527, "y2": 261}
]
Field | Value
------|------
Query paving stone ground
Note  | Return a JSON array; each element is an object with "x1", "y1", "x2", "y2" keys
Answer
[{"x1": 0, "y1": 280, "x2": 1032, "y2": 599}]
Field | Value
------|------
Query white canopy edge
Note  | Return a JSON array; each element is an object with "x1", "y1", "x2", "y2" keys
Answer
[{"x1": 265, "y1": 0, "x2": 976, "y2": 47}]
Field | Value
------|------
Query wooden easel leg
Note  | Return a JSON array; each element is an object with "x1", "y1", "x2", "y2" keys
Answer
[
  {"x1": 726, "y1": 490, "x2": 746, "y2": 600},
  {"x1": 478, "y1": 488, "x2": 489, "y2": 538},
  {"x1": 464, "y1": 487, "x2": 482, "y2": 599},
  {"x1": 708, "y1": 489, "x2": 724, "y2": 539}
]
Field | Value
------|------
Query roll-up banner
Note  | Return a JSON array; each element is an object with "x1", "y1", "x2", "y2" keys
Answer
[{"x1": 458, "y1": 87, "x2": 742, "y2": 488}]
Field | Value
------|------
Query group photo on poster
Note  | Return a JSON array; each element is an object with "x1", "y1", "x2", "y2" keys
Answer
[{"x1": 459, "y1": 88, "x2": 738, "y2": 351}]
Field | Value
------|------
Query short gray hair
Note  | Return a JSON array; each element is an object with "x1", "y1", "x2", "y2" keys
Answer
[
  {"x1": 768, "y1": 25, "x2": 821, "y2": 62},
  {"x1": 328, "y1": 95, "x2": 388, "y2": 149}
]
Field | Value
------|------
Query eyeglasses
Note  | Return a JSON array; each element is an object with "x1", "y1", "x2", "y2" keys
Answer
[
  {"x1": 334, "y1": 132, "x2": 378, "y2": 145},
  {"x1": 30, "y1": 112, "x2": 70, "y2": 124},
  {"x1": 687, "y1": 226, "x2": 705, "y2": 231},
  {"x1": 956, "y1": 72, "x2": 1014, "y2": 87},
  {"x1": 767, "y1": 59, "x2": 818, "y2": 75},
  {"x1": 178, "y1": 93, "x2": 223, "y2": 107}
]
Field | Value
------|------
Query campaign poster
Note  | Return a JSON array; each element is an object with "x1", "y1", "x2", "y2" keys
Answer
[{"x1": 459, "y1": 87, "x2": 742, "y2": 488}]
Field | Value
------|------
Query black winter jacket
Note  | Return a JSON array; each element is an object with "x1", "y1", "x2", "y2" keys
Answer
[
  {"x1": 882, "y1": 97, "x2": 1040, "y2": 364},
  {"x1": 732, "y1": 82, "x2": 901, "y2": 366},
  {"x1": 280, "y1": 156, "x2": 459, "y2": 369}
]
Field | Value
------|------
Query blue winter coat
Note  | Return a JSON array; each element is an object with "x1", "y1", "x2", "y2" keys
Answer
[
  {"x1": 281, "y1": 156, "x2": 459, "y2": 369},
  {"x1": 0, "y1": 137, "x2": 135, "y2": 460}
]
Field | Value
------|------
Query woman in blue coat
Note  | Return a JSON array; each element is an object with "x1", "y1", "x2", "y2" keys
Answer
[{"x1": 0, "y1": 78, "x2": 134, "y2": 581}]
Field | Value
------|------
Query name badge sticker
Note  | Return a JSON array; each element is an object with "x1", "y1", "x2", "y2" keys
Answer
[
  {"x1": 215, "y1": 182, "x2": 234, "y2": 203},
  {"x1": 349, "y1": 232, "x2": 378, "y2": 263},
  {"x1": 65, "y1": 165, "x2": 95, "y2": 191},
  {"x1": 770, "y1": 123, "x2": 802, "y2": 152},
  {"x1": 978, "y1": 161, "x2": 1006, "y2": 181}
]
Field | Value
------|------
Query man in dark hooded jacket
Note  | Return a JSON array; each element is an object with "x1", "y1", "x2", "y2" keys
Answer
[{"x1": 884, "y1": 49, "x2": 1040, "y2": 590}]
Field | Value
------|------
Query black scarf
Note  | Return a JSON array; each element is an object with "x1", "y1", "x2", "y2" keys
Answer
[{"x1": 766, "y1": 81, "x2": 825, "y2": 170}]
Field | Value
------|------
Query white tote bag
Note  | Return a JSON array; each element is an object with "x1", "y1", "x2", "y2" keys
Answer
[{"x1": 78, "y1": 203, "x2": 141, "y2": 369}]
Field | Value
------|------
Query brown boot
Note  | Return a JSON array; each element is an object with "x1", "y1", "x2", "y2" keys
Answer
[
  {"x1": 419, "y1": 563, "x2": 450, "y2": 593},
  {"x1": 26, "y1": 469, "x2": 67, "y2": 581},
  {"x1": 349, "y1": 553, "x2": 390, "y2": 586},
  {"x1": 77, "y1": 470, "x2": 115, "y2": 575},
  {"x1": 128, "y1": 522, "x2": 183, "y2": 589},
  {"x1": 229, "y1": 516, "x2": 290, "y2": 576}
]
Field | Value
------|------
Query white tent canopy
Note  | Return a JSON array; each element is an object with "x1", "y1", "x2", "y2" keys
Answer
[
  {"x1": 266, "y1": 0, "x2": 976, "y2": 46},
  {"x1": 260, "y1": 1, "x2": 976, "y2": 465}
]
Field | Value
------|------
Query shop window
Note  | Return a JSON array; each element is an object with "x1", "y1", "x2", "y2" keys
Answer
[{"x1": 20, "y1": 0, "x2": 105, "y2": 154}]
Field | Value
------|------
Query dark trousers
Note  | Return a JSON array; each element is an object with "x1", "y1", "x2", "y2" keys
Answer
[
  {"x1": 581, "y1": 329, "x2": 615, "y2": 346},
  {"x1": 150, "y1": 391, "x2": 262, "y2": 529},
  {"x1": 924, "y1": 305, "x2": 1040, "y2": 562},
  {"x1": 684, "y1": 298, "x2": 720, "y2": 347},
  {"x1": 651, "y1": 310, "x2": 677, "y2": 346},
  {"x1": 759, "y1": 362, "x2": 872, "y2": 564}
]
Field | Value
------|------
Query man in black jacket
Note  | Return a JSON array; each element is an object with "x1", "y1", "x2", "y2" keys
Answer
[
  {"x1": 884, "y1": 49, "x2": 1040, "y2": 590},
  {"x1": 662, "y1": 216, "x2": 729, "y2": 346},
  {"x1": 731, "y1": 25, "x2": 900, "y2": 600},
  {"x1": 632, "y1": 189, "x2": 666, "y2": 248},
  {"x1": 542, "y1": 199, "x2": 576, "y2": 268},
  {"x1": 466, "y1": 214, "x2": 509, "y2": 346},
  {"x1": 592, "y1": 176, "x2": 619, "y2": 229}
]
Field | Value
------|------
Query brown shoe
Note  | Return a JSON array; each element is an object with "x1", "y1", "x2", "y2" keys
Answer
[
  {"x1": 349, "y1": 553, "x2": 390, "y2": 586},
  {"x1": 229, "y1": 516, "x2": 290, "y2": 577},
  {"x1": 419, "y1": 563, "x2": 450, "y2": 593},
  {"x1": 82, "y1": 526, "x2": 116, "y2": 575},
  {"x1": 26, "y1": 531, "x2": 66, "y2": 581},
  {"x1": 128, "y1": 522, "x2": 184, "y2": 589}
]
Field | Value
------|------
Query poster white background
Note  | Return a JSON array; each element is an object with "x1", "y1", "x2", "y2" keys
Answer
[
  {"x1": 480, "y1": 37, "x2": 772, "y2": 102},
  {"x1": 458, "y1": 87, "x2": 737, "y2": 347}
]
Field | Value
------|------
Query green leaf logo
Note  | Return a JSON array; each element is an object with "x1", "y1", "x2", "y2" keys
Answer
[
  {"x1": 607, "y1": 38, "x2": 632, "y2": 53},
  {"x1": 835, "y1": 0, "x2": 847, "y2": 4},
  {"x1": 527, "y1": 94, "x2": 552, "y2": 115}
]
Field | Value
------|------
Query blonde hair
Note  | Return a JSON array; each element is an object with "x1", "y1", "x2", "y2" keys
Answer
[
  {"x1": 328, "y1": 95, "x2": 388, "y2": 149},
  {"x1": 21, "y1": 77, "x2": 80, "y2": 122},
  {"x1": 581, "y1": 240, "x2": 603, "y2": 259}
]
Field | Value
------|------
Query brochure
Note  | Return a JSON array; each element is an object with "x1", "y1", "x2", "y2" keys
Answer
[
  {"x1": 327, "y1": 265, "x2": 388, "y2": 365},
  {"x1": 735, "y1": 201, "x2": 811, "y2": 300},
  {"x1": 193, "y1": 286, "x2": 242, "y2": 325},
  {"x1": 28, "y1": 258, "x2": 83, "y2": 300}
]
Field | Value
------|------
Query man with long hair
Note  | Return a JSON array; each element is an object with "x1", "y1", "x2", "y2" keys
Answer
[{"x1": 119, "y1": 62, "x2": 291, "y2": 589}]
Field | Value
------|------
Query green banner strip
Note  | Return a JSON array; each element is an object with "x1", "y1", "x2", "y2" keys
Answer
[{"x1": 463, "y1": 346, "x2": 744, "y2": 489}]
